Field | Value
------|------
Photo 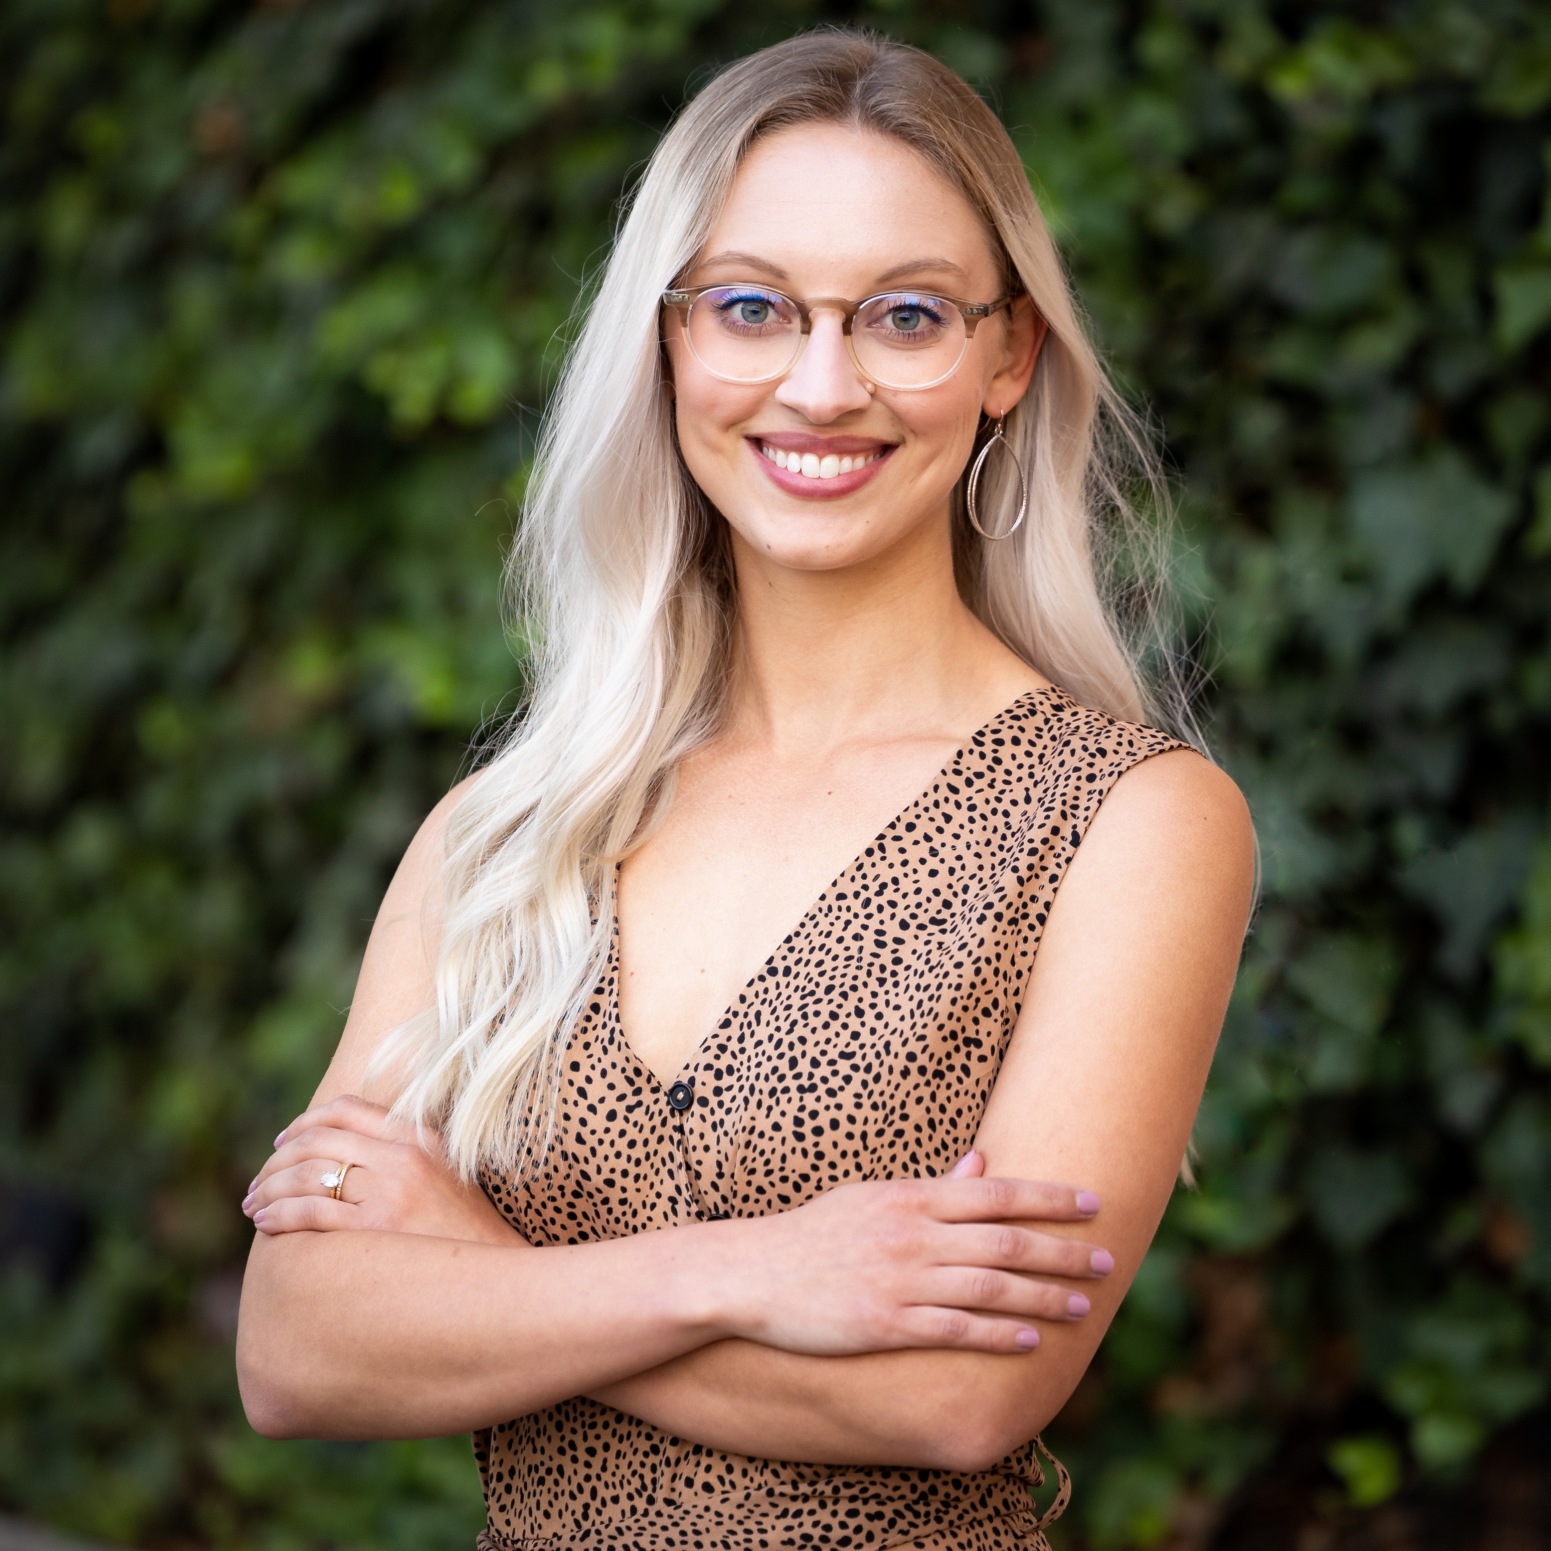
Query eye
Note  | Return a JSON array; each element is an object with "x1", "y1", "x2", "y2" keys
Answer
[
  {"x1": 866, "y1": 293, "x2": 951, "y2": 342},
  {"x1": 705, "y1": 287, "x2": 793, "y2": 332}
]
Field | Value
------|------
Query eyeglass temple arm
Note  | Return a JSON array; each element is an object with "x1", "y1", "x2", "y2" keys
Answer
[{"x1": 960, "y1": 295, "x2": 1018, "y2": 336}]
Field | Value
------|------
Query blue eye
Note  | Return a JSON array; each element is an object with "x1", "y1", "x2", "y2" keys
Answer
[
  {"x1": 705, "y1": 288, "x2": 792, "y2": 333},
  {"x1": 865, "y1": 293, "x2": 951, "y2": 344}
]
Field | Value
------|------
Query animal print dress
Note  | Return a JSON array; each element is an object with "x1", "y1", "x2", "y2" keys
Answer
[{"x1": 474, "y1": 685, "x2": 1187, "y2": 1549}]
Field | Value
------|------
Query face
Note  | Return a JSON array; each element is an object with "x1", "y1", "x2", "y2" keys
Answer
[{"x1": 663, "y1": 123, "x2": 1044, "y2": 578}]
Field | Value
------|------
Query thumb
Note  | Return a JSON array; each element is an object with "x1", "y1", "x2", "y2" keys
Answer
[{"x1": 948, "y1": 1147, "x2": 985, "y2": 1178}]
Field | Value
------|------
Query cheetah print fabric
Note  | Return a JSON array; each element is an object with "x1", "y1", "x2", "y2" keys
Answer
[{"x1": 474, "y1": 685, "x2": 1187, "y2": 1549}]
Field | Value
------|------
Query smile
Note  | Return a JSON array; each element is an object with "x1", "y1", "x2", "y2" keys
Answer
[{"x1": 756, "y1": 441, "x2": 888, "y2": 481}]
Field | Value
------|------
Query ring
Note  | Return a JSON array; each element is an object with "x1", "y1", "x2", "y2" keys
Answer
[{"x1": 320, "y1": 1161, "x2": 355, "y2": 1201}]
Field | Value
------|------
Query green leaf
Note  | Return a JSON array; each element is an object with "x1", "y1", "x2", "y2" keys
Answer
[
  {"x1": 1349, "y1": 450, "x2": 1517, "y2": 608},
  {"x1": 1327, "y1": 1434, "x2": 1402, "y2": 1507}
]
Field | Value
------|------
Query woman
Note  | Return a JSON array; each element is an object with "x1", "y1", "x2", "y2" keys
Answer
[{"x1": 236, "y1": 29, "x2": 1255, "y2": 1551}]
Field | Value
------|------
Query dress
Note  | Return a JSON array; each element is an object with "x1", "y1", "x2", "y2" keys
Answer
[{"x1": 475, "y1": 684, "x2": 1187, "y2": 1549}]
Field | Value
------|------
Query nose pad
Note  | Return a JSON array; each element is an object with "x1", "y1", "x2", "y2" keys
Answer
[{"x1": 774, "y1": 313, "x2": 872, "y2": 419}]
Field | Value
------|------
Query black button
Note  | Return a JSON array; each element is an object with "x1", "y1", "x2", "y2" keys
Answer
[{"x1": 667, "y1": 1081, "x2": 693, "y2": 1112}]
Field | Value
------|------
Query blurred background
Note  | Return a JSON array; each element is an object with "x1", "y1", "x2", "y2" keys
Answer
[{"x1": 3, "y1": 0, "x2": 1549, "y2": 1547}]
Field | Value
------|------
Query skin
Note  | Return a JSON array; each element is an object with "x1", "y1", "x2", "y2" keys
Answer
[{"x1": 235, "y1": 123, "x2": 1255, "y2": 1473}]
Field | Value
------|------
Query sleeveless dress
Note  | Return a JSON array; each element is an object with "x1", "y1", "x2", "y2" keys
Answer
[{"x1": 475, "y1": 684, "x2": 1187, "y2": 1550}]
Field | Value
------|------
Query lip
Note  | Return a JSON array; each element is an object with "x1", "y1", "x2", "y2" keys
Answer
[{"x1": 746, "y1": 435, "x2": 895, "y2": 500}]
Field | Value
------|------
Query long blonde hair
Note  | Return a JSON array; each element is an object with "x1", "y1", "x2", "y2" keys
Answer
[{"x1": 371, "y1": 28, "x2": 1193, "y2": 1179}]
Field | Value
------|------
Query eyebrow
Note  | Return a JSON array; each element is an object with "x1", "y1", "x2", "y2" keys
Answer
[{"x1": 693, "y1": 251, "x2": 973, "y2": 288}]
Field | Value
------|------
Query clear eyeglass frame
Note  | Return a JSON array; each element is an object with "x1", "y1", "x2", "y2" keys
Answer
[{"x1": 661, "y1": 284, "x2": 1017, "y2": 392}]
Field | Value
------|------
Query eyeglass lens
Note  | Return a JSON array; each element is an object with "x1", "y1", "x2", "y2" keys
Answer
[{"x1": 685, "y1": 287, "x2": 970, "y2": 389}]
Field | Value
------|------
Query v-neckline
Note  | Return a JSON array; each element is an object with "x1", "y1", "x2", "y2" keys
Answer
[{"x1": 607, "y1": 684, "x2": 1061, "y2": 1091}]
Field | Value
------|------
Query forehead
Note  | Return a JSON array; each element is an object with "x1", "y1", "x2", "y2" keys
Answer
[{"x1": 693, "y1": 122, "x2": 1000, "y2": 291}]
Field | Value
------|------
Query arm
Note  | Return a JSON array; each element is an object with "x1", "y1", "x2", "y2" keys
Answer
[
  {"x1": 237, "y1": 784, "x2": 1118, "y2": 1441},
  {"x1": 586, "y1": 749, "x2": 1256, "y2": 1472},
  {"x1": 236, "y1": 782, "x2": 736, "y2": 1437}
]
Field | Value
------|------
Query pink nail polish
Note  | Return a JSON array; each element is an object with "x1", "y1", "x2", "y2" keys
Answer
[
  {"x1": 1067, "y1": 1293, "x2": 1091, "y2": 1317},
  {"x1": 1091, "y1": 1248, "x2": 1115, "y2": 1274},
  {"x1": 241, "y1": 1195, "x2": 254, "y2": 1212},
  {"x1": 273, "y1": 1133, "x2": 285, "y2": 1148},
  {"x1": 1015, "y1": 1328, "x2": 1040, "y2": 1349},
  {"x1": 1076, "y1": 1190, "x2": 1100, "y2": 1215},
  {"x1": 253, "y1": 1208, "x2": 266, "y2": 1226}
]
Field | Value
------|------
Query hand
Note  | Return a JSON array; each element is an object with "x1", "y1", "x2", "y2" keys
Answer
[
  {"x1": 241, "y1": 1094, "x2": 524, "y2": 1248},
  {"x1": 716, "y1": 1149, "x2": 1113, "y2": 1357}
]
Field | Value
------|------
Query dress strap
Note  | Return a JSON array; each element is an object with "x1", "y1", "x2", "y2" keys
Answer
[{"x1": 1030, "y1": 1432, "x2": 1073, "y2": 1530}]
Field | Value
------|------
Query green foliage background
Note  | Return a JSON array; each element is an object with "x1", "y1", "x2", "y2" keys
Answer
[{"x1": 3, "y1": 0, "x2": 1549, "y2": 1545}]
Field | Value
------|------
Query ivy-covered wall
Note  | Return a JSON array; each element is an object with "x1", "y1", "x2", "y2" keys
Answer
[{"x1": 3, "y1": 1, "x2": 1548, "y2": 1547}]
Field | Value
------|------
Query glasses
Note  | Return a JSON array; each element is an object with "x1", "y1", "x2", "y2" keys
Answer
[{"x1": 661, "y1": 284, "x2": 1015, "y2": 392}]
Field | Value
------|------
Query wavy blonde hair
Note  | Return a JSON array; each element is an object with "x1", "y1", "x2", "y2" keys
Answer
[{"x1": 370, "y1": 28, "x2": 1193, "y2": 1180}]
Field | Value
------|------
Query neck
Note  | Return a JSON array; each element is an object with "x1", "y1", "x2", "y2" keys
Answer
[{"x1": 722, "y1": 511, "x2": 1023, "y2": 756}]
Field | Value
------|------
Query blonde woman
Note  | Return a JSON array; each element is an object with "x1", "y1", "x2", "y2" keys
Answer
[{"x1": 236, "y1": 28, "x2": 1255, "y2": 1550}]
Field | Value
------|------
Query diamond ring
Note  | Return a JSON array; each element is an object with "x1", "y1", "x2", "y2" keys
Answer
[{"x1": 320, "y1": 1161, "x2": 355, "y2": 1200}]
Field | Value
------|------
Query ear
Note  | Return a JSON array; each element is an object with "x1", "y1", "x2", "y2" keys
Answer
[{"x1": 983, "y1": 295, "x2": 1048, "y2": 419}]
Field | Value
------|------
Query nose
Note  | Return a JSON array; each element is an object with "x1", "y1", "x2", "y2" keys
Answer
[{"x1": 772, "y1": 308, "x2": 873, "y2": 422}]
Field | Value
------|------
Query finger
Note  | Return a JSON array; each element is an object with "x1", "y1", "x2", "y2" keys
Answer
[
  {"x1": 919, "y1": 1175, "x2": 1101, "y2": 1224},
  {"x1": 274, "y1": 1093, "x2": 420, "y2": 1150},
  {"x1": 245, "y1": 1159, "x2": 370, "y2": 1216},
  {"x1": 952, "y1": 1222, "x2": 1115, "y2": 1279},
  {"x1": 892, "y1": 1305, "x2": 1044, "y2": 1354},
  {"x1": 947, "y1": 1148, "x2": 985, "y2": 1179},
  {"x1": 250, "y1": 1126, "x2": 396, "y2": 1194},
  {"x1": 251, "y1": 1195, "x2": 357, "y2": 1235},
  {"x1": 926, "y1": 1265, "x2": 1094, "y2": 1322}
]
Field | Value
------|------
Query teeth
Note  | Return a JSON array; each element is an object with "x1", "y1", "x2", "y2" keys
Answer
[{"x1": 759, "y1": 443, "x2": 883, "y2": 479}]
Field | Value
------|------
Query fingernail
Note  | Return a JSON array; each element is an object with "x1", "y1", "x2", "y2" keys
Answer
[
  {"x1": 273, "y1": 1133, "x2": 286, "y2": 1148},
  {"x1": 1015, "y1": 1328, "x2": 1040, "y2": 1349},
  {"x1": 1076, "y1": 1190, "x2": 1101, "y2": 1215},
  {"x1": 247, "y1": 1178, "x2": 258, "y2": 1194},
  {"x1": 1067, "y1": 1293, "x2": 1091, "y2": 1317},
  {"x1": 253, "y1": 1208, "x2": 266, "y2": 1225},
  {"x1": 960, "y1": 1148, "x2": 978, "y2": 1163},
  {"x1": 1090, "y1": 1248, "x2": 1115, "y2": 1274},
  {"x1": 241, "y1": 1195, "x2": 254, "y2": 1213}
]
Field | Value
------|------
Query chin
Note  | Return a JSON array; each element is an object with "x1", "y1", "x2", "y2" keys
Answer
[{"x1": 731, "y1": 508, "x2": 896, "y2": 573}]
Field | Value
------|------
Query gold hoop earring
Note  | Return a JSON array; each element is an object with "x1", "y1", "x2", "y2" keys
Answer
[{"x1": 965, "y1": 416, "x2": 1027, "y2": 541}]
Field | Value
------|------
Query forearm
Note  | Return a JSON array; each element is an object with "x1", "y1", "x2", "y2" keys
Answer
[
  {"x1": 589, "y1": 1341, "x2": 1039, "y2": 1474},
  {"x1": 237, "y1": 1223, "x2": 732, "y2": 1440}
]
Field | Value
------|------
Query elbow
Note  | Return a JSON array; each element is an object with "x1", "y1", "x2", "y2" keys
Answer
[
  {"x1": 235, "y1": 1256, "x2": 332, "y2": 1440},
  {"x1": 236, "y1": 1325, "x2": 312, "y2": 1439},
  {"x1": 240, "y1": 1380, "x2": 304, "y2": 1441},
  {"x1": 931, "y1": 1420, "x2": 1027, "y2": 1477},
  {"x1": 918, "y1": 1368, "x2": 1061, "y2": 1476}
]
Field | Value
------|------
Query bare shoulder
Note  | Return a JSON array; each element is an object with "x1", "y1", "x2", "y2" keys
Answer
[
  {"x1": 311, "y1": 769, "x2": 486, "y2": 1103},
  {"x1": 374, "y1": 768, "x2": 485, "y2": 924},
  {"x1": 1081, "y1": 745, "x2": 1255, "y2": 903}
]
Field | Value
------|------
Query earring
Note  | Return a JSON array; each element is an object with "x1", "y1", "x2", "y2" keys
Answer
[{"x1": 965, "y1": 416, "x2": 1027, "y2": 541}]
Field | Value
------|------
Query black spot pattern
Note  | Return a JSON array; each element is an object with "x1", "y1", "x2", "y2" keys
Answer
[{"x1": 474, "y1": 686, "x2": 1186, "y2": 1550}]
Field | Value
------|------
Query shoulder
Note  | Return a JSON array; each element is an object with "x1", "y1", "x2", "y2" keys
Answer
[
  {"x1": 1002, "y1": 688, "x2": 1255, "y2": 914},
  {"x1": 311, "y1": 771, "x2": 488, "y2": 1103},
  {"x1": 384, "y1": 768, "x2": 485, "y2": 907},
  {"x1": 1065, "y1": 739, "x2": 1256, "y2": 932},
  {"x1": 1000, "y1": 685, "x2": 1187, "y2": 783},
  {"x1": 1095, "y1": 730, "x2": 1252, "y2": 850},
  {"x1": 1095, "y1": 739, "x2": 1251, "y2": 839}
]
